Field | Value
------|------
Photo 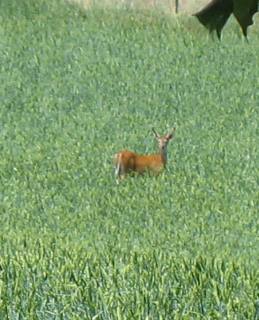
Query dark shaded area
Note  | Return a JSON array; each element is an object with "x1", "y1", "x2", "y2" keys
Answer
[{"x1": 193, "y1": 0, "x2": 259, "y2": 38}]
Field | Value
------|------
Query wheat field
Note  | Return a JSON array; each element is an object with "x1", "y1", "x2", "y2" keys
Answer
[{"x1": 1, "y1": 0, "x2": 258, "y2": 318}]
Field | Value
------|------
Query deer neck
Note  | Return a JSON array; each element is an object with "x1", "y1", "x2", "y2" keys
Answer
[{"x1": 159, "y1": 147, "x2": 168, "y2": 166}]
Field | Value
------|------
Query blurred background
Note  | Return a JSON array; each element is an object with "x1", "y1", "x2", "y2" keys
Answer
[{"x1": 68, "y1": 0, "x2": 208, "y2": 13}]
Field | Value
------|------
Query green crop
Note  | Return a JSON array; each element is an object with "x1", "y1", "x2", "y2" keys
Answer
[{"x1": 0, "y1": 0, "x2": 258, "y2": 318}]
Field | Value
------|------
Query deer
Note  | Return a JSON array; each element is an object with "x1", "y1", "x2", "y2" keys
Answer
[{"x1": 114, "y1": 128, "x2": 176, "y2": 182}]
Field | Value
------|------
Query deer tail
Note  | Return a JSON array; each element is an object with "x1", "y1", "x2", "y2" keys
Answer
[{"x1": 114, "y1": 153, "x2": 123, "y2": 179}]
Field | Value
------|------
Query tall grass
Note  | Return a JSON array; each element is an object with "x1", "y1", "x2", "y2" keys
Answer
[{"x1": 0, "y1": 0, "x2": 258, "y2": 318}]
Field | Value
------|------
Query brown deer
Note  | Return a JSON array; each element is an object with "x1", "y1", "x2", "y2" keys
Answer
[{"x1": 114, "y1": 128, "x2": 176, "y2": 182}]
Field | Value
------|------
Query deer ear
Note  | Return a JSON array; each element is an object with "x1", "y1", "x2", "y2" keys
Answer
[
  {"x1": 170, "y1": 128, "x2": 176, "y2": 138},
  {"x1": 167, "y1": 128, "x2": 175, "y2": 140},
  {"x1": 152, "y1": 128, "x2": 159, "y2": 139}
]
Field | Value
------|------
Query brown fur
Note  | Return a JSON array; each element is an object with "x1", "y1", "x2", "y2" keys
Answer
[{"x1": 114, "y1": 128, "x2": 175, "y2": 181}]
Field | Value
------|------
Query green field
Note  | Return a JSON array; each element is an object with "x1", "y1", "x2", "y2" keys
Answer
[{"x1": 0, "y1": 0, "x2": 259, "y2": 318}]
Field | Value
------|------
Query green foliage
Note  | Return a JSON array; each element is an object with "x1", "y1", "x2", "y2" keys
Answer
[
  {"x1": 0, "y1": 0, "x2": 258, "y2": 318},
  {"x1": 1, "y1": 246, "x2": 259, "y2": 319}
]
